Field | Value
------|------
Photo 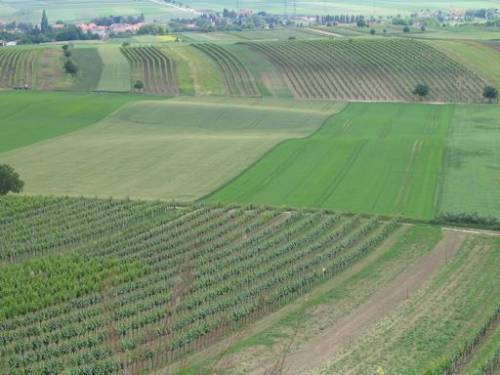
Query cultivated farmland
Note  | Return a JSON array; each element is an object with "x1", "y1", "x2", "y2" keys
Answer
[
  {"x1": 0, "y1": 47, "x2": 38, "y2": 88},
  {"x1": 439, "y1": 105, "x2": 500, "y2": 219},
  {"x1": 121, "y1": 46, "x2": 177, "y2": 94},
  {"x1": 245, "y1": 39, "x2": 486, "y2": 102},
  {"x1": 209, "y1": 103, "x2": 452, "y2": 220},
  {"x1": 0, "y1": 91, "x2": 139, "y2": 153},
  {"x1": 193, "y1": 43, "x2": 260, "y2": 97},
  {"x1": 204, "y1": 225, "x2": 499, "y2": 374},
  {"x1": 0, "y1": 97, "x2": 342, "y2": 200},
  {"x1": 0, "y1": 196, "x2": 399, "y2": 373},
  {"x1": 177, "y1": 0, "x2": 499, "y2": 15},
  {"x1": 121, "y1": 46, "x2": 178, "y2": 94},
  {"x1": 0, "y1": 6, "x2": 499, "y2": 374},
  {"x1": 97, "y1": 45, "x2": 132, "y2": 92}
]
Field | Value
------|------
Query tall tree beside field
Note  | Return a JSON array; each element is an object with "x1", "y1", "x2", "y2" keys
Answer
[
  {"x1": 41, "y1": 9, "x2": 50, "y2": 34},
  {"x1": 0, "y1": 164, "x2": 24, "y2": 195},
  {"x1": 483, "y1": 86, "x2": 498, "y2": 103}
]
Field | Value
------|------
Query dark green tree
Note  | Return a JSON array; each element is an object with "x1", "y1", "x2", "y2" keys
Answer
[
  {"x1": 370, "y1": 29, "x2": 376, "y2": 35},
  {"x1": 413, "y1": 83, "x2": 429, "y2": 99},
  {"x1": 483, "y1": 86, "x2": 498, "y2": 103},
  {"x1": 41, "y1": 9, "x2": 50, "y2": 34},
  {"x1": 64, "y1": 59, "x2": 78, "y2": 74},
  {"x1": 356, "y1": 18, "x2": 366, "y2": 28},
  {"x1": 403, "y1": 26, "x2": 410, "y2": 33},
  {"x1": 134, "y1": 80, "x2": 144, "y2": 91},
  {"x1": 0, "y1": 164, "x2": 24, "y2": 195}
]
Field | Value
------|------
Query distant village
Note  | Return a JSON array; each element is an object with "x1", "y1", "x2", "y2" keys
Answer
[
  {"x1": 0, "y1": 5, "x2": 498, "y2": 46},
  {"x1": 77, "y1": 22, "x2": 143, "y2": 39}
]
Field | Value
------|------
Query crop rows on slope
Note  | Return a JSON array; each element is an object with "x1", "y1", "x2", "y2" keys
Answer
[
  {"x1": 193, "y1": 43, "x2": 260, "y2": 97},
  {"x1": 0, "y1": 197, "x2": 398, "y2": 374},
  {"x1": 245, "y1": 39, "x2": 486, "y2": 102},
  {"x1": 0, "y1": 48, "x2": 38, "y2": 88},
  {"x1": 0, "y1": 197, "x2": 178, "y2": 262},
  {"x1": 121, "y1": 46, "x2": 178, "y2": 94}
]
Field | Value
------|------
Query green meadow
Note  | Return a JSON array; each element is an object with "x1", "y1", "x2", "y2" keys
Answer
[
  {"x1": 209, "y1": 103, "x2": 452, "y2": 220},
  {"x1": 439, "y1": 105, "x2": 500, "y2": 219},
  {"x1": 96, "y1": 45, "x2": 132, "y2": 92},
  {"x1": 0, "y1": 97, "x2": 342, "y2": 200},
  {"x1": 0, "y1": 91, "x2": 137, "y2": 153}
]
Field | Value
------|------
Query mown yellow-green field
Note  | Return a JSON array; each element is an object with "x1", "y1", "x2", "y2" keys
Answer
[{"x1": 0, "y1": 96, "x2": 342, "y2": 200}]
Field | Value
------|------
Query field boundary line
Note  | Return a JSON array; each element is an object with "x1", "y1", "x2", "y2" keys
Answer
[
  {"x1": 442, "y1": 227, "x2": 500, "y2": 237},
  {"x1": 199, "y1": 105, "x2": 349, "y2": 202},
  {"x1": 165, "y1": 98, "x2": 341, "y2": 114},
  {"x1": 432, "y1": 104, "x2": 455, "y2": 219}
]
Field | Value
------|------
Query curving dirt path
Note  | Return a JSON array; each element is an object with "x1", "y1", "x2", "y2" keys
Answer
[{"x1": 268, "y1": 230, "x2": 467, "y2": 375}]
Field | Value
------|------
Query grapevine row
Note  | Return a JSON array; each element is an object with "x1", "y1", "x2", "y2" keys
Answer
[
  {"x1": 244, "y1": 39, "x2": 486, "y2": 102},
  {"x1": 193, "y1": 43, "x2": 260, "y2": 97},
  {"x1": 121, "y1": 46, "x2": 178, "y2": 94}
]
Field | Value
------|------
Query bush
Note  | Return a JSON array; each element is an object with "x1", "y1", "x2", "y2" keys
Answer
[
  {"x1": 64, "y1": 59, "x2": 78, "y2": 74},
  {"x1": 0, "y1": 164, "x2": 24, "y2": 195},
  {"x1": 403, "y1": 26, "x2": 411, "y2": 33},
  {"x1": 134, "y1": 80, "x2": 144, "y2": 91},
  {"x1": 137, "y1": 24, "x2": 166, "y2": 35},
  {"x1": 436, "y1": 212, "x2": 500, "y2": 230},
  {"x1": 483, "y1": 86, "x2": 498, "y2": 103},
  {"x1": 413, "y1": 83, "x2": 429, "y2": 98}
]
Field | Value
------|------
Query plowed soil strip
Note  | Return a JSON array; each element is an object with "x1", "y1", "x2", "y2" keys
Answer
[{"x1": 275, "y1": 230, "x2": 467, "y2": 375}]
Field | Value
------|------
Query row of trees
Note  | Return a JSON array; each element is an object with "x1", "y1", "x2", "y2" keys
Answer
[
  {"x1": 413, "y1": 83, "x2": 498, "y2": 102},
  {"x1": 0, "y1": 10, "x2": 99, "y2": 44},
  {"x1": 62, "y1": 45, "x2": 78, "y2": 75}
]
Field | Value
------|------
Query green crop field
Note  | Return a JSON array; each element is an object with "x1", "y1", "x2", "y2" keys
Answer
[
  {"x1": 193, "y1": 43, "x2": 260, "y2": 97},
  {"x1": 438, "y1": 105, "x2": 500, "y2": 219},
  {"x1": 70, "y1": 47, "x2": 103, "y2": 91},
  {"x1": 161, "y1": 44, "x2": 226, "y2": 96},
  {"x1": 0, "y1": 196, "x2": 399, "y2": 373},
  {"x1": 1, "y1": 2, "x2": 499, "y2": 373},
  {"x1": 209, "y1": 103, "x2": 452, "y2": 220},
  {"x1": 0, "y1": 47, "x2": 39, "y2": 89},
  {"x1": 243, "y1": 39, "x2": 486, "y2": 102},
  {"x1": 0, "y1": 91, "x2": 139, "y2": 153},
  {"x1": 97, "y1": 45, "x2": 132, "y2": 92},
  {"x1": 121, "y1": 46, "x2": 178, "y2": 94},
  {"x1": 1, "y1": 197, "x2": 496, "y2": 374},
  {"x1": 432, "y1": 40, "x2": 500, "y2": 88},
  {"x1": 181, "y1": 28, "x2": 320, "y2": 43},
  {"x1": 0, "y1": 97, "x2": 343, "y2": 200}
]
